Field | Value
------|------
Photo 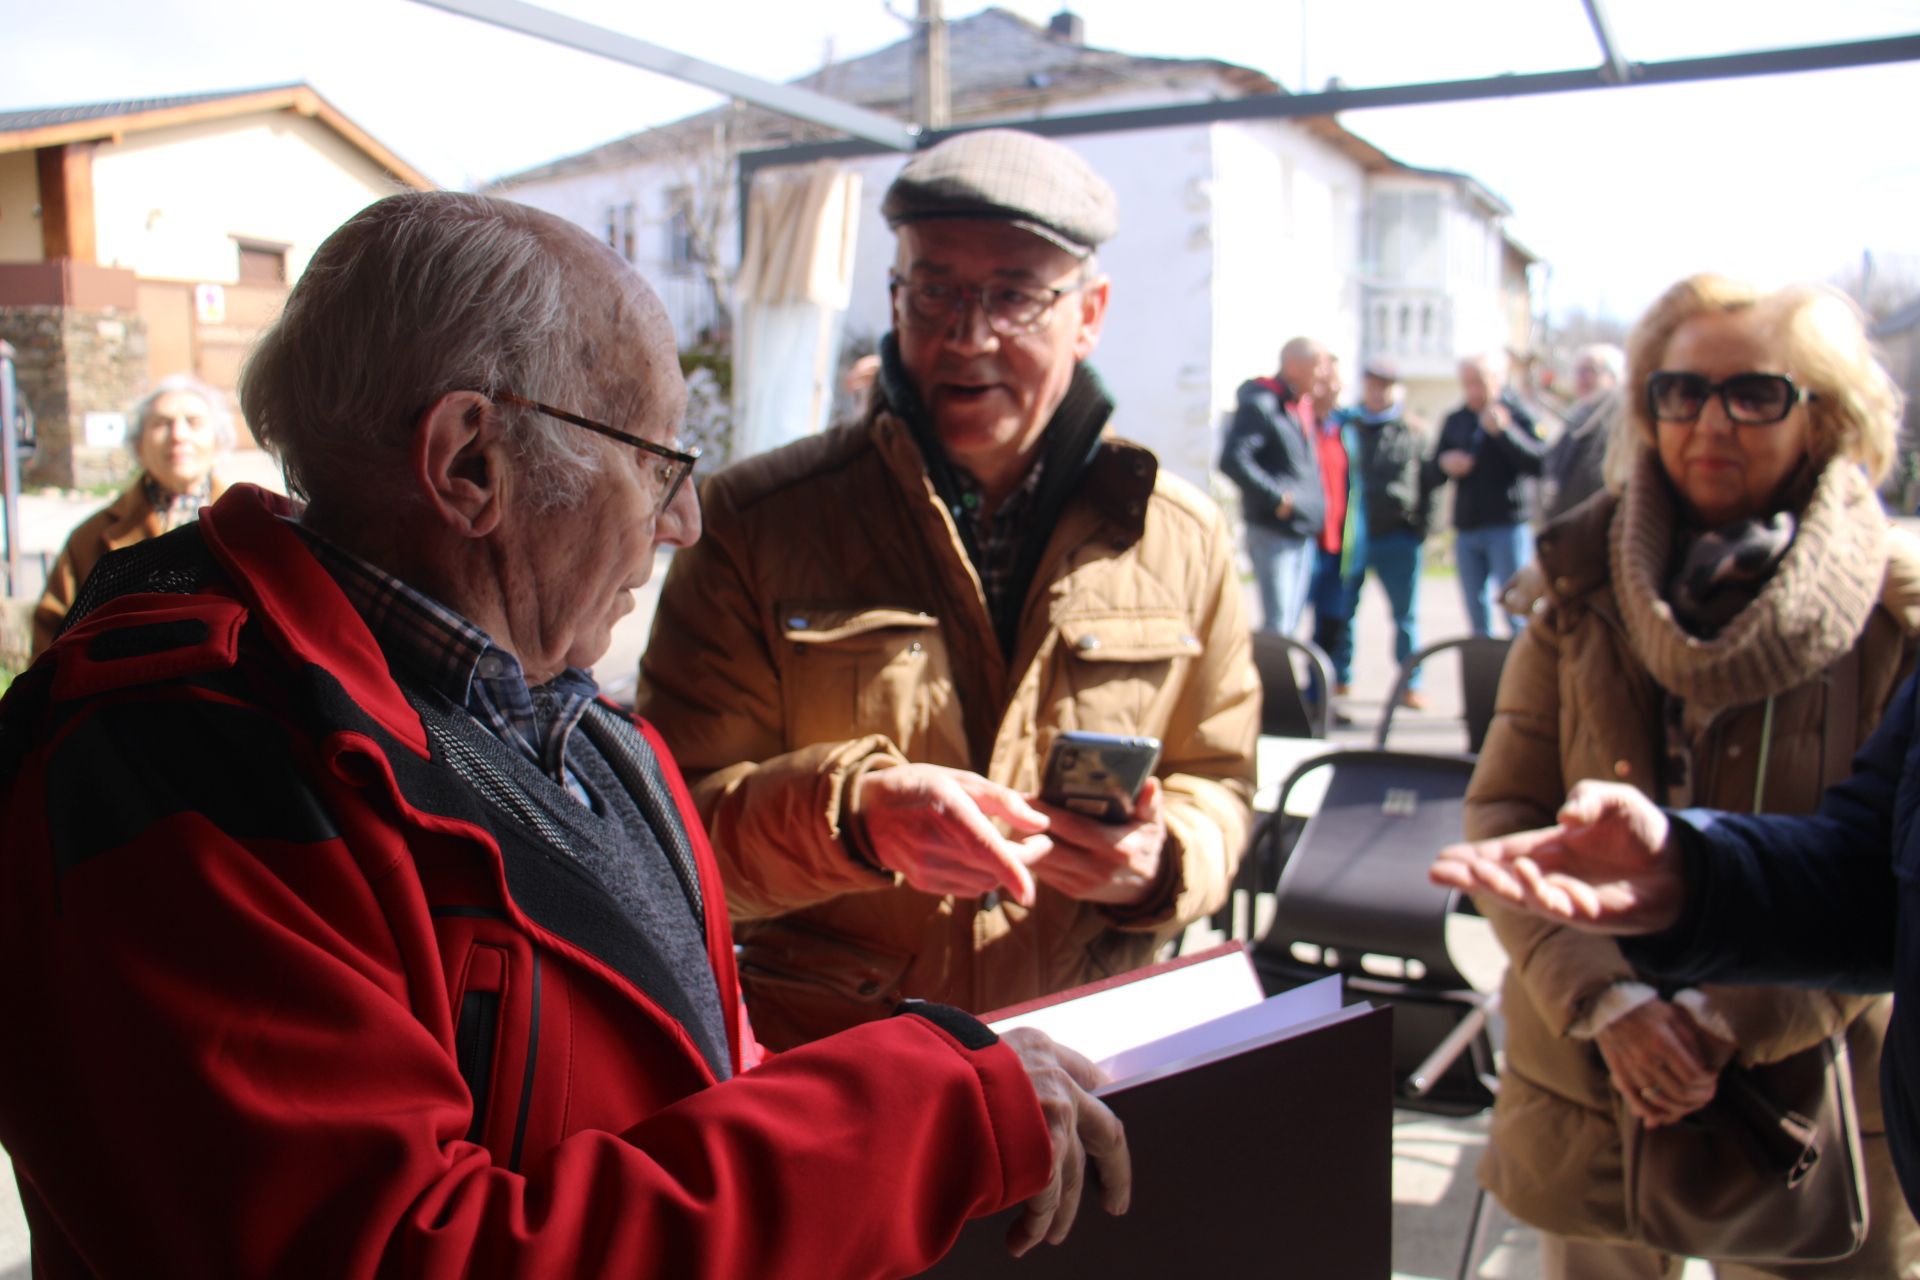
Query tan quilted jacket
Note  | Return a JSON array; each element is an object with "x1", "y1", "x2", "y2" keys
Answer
[
  {"x1": 1468, "y1": 453, "x2": 1920, "y2": 1242},
  {"x1": 638, "y1": 408, "x2": 1258, "y2": 1049}
]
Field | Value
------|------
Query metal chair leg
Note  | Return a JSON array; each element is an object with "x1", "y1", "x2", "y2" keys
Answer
[{"x1": 1455, "y1": 1184, "x2": 1490, "y2": 1280}]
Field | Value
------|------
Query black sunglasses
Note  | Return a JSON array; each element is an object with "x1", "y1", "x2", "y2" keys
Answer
[
  {"x1": 494, "y1": 389, "x2": 699, "y2": 507},
  {"x1": 1645, "y1": 371, "x2": 1816, "y2": 427}
]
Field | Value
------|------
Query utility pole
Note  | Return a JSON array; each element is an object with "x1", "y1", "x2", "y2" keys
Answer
[
  {"x1": 912, "y1": 0, "x2": 950, "y2": 132},
  {"x1": 1, "y1": 341, "x2": 19, "y2": 598}
]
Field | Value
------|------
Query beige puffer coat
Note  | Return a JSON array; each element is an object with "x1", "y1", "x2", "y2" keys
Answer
[
  {"x1": 638, "y1": 408, "x2": 1258, "y2": 1049},
  {"x1": 1468, "y1": 451, "x2": 1920, "y2": 1265}
]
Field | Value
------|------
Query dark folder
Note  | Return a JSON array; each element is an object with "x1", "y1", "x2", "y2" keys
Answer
[{"x1": 919, "y1": 957, "x2": 1393, "y2": 1278}]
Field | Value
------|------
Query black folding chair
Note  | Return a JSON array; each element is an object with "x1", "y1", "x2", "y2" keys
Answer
[
  {"x1": 1250, "y1": 631, "x2": 1335, "y2": 739},
  {"x1": 1376, "y1": 635, "x2": 1513, "y2": 755},
  {"x1": 1243, "y1": 749, "x2": 1498, "y2": 1117},
  {"x1": 1228, "y1": 747, "x2": 1504, "y2": 1277}
]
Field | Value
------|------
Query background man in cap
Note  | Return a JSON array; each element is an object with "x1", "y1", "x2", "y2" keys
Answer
[
  {"x1": 1340, "y1": 359, "x2": 1435, "y2": 709},
  {"x1": 639, "y1": 129, "x2": 1257, "y2": 1049}
]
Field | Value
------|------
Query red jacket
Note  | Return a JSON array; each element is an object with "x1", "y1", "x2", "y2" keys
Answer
[{"x1": 0, "y1": 485, "x2": 1049, "y2": 1278}]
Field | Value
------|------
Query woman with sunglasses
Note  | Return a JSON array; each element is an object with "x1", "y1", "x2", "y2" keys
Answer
[{"x1": 1466, "y1": 274, "x2": 1920, "y2": 1277}]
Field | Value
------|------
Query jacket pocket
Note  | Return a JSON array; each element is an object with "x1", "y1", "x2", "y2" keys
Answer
[
  {"x1": 452, "y1": 942, "x2": 512, "y2": 1146},
  {"x1": 736, "y1": 915, "x2": 917, "y2": 1011},
  {"x1": 455, "y1": 988, "x2": 501, "y2": 1144},
  {"x1": 1052, "y1": 611, "x2": 1202, "y2": 730},
  {"x1": 776, "y1": 603, "x2": 957, "y2": 753}
]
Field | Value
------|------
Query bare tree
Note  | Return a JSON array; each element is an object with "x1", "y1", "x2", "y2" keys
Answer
[{"x1": 664, "y1": 102, "x2": 751, "y2": 342}]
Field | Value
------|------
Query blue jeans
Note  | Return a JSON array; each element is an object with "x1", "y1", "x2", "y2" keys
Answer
[
  {"x1": 1365, "y1": 531, "x2": 1423, "y2": 686},
  {"x1": 1247, "y1": 523, "x2": 1316, "y2": 636},
  {"x1": 1309, "y1": 547, "x2": 1362, "y2": 686},
  {"x1": 1454, "y1": 522, "x2": 1533, "y2": 638}
]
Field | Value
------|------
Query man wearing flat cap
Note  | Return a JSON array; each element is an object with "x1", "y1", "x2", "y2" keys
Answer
[
  {"x1": 1342, "y1": 359, "x2": 1437, "y2": 710},
  {"x1": 639, "y1": 129, "x2": 1258, "y2": 1049}
]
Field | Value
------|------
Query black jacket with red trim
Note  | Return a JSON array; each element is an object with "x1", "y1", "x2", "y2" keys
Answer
[{"x1": 0, "y1": 484, "x2": 1049, "y2": 1278}]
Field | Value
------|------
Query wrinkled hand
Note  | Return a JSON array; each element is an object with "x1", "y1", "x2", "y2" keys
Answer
[
  {"x1": 1437, "y1": 449, "x2": 1475, "y2": 478},
  {"x1": 1430, "y1": 780, "x2": 1685, "y2": 933},
  {"x1": 853, "y1": 764, "x2": 1050, "y2": 906},
  {"x1": 1028, "y1": 778, "x2": 1169, "y2": 906},
  {"x1": 1596, "y1": 998, "x2": 1720, "y2": 1127},
  {"x1": 1001, "y1": 1028, "x2": 1131, "y2": 1256},
  {"x1": 1480, "y1": 403, "x2": 1513, "y2": 435}
]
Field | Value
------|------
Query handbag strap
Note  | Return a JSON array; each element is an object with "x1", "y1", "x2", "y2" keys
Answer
[{"x1": 1821, "y1": 646, "x2": 1862, "y2": 790}]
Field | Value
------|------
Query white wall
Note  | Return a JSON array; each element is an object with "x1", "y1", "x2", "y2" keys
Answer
[
  {"x1": 503, "y1": 153, "x2": 735, "y2": 345},
  {"x1": 1209, "y1": 118, "x2": 1365, "y2": 460},
  {"x1": 0, "y1": 150, "x2": 40, "y2": 262},
  {"x1": 90, "y1": 113, "x2": 403, "y2": 284},
  {"x1": 1444, "y1": 191, "x2": 1506, "y2": 360}
]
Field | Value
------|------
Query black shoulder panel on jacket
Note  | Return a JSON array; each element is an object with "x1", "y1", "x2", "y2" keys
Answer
[
  {"x1": 894, "y1": 999, "x2": 999, "y2": 1051},
  {"x1": 47, "y1": 696, "x2": 339, "y2": 882}
]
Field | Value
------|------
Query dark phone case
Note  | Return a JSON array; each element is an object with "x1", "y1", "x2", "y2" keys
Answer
[{"x1": 1041, "y1": 733, "x2": 1162, "y2": 822}]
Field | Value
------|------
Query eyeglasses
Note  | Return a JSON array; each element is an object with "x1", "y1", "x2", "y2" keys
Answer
[
  {"x1": 1645, "y1": 371, "x2": 1816, "y2": 427},
  {"x1": 494, "y1": 389, "x2": 699, "y2": 507},
  {"x1": 888, "y1": 272, "x2": 1086, "y2": 336}
]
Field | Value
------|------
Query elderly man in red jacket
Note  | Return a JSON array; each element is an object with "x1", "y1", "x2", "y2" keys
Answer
[{"x1": 0, "y1": 190, "x2": 1126, "y2": 1278}]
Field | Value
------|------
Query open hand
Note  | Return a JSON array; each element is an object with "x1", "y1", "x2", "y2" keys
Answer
[{"x1": 1430, "y1": 780, "x2": 1685, "y2": 933}]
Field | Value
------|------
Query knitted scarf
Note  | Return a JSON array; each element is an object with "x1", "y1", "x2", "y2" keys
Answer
[{"x1": 1611, "y1": 446, "x2": 1888, "y2": 711}]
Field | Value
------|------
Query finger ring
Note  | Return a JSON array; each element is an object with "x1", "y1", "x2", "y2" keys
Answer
[{"x1": 1640, "y1": 1085, "x2": 1661, "y2": 1101}]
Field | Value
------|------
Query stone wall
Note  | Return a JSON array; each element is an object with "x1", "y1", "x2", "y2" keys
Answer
[{"x1": 0, "y1": 304, "x2": 148, "y2": 489}]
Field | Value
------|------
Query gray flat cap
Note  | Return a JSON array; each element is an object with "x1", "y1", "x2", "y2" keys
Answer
[{"x1": 881, "y1": 129, "x2": 1117, "y2": 258}]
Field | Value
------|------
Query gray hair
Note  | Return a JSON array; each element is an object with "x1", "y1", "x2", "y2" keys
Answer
[
  {"x1": 240, "y1": 191, "x2": 607, "y2": 514},
  {"x1": 1575, "y1": 343, "x2": 1625, "y2": 383},
  {"x1": 128, "y1": 373, "x2": 236, "y2": 457},
  {"x1": 1459, "y1": 350, "x2": 1508, "y2": 382}
]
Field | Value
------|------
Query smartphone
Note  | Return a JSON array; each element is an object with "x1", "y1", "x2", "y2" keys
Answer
[{"x1": 1039, "y1": 731, "x2": 1163, "y2": 823}]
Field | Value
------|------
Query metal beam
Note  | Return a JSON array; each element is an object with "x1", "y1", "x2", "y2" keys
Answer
[
  {"x1": 737, "y1": 31, "x2": 1920, "y2": 185},
  {"x1": 1579, "y1": 0, "x2": 1632, "y2": 85},
  {"x1": 407, "y1": 0, "x2": 917, "y2": 151}
]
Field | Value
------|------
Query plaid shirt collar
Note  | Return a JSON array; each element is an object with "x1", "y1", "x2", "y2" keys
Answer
[
  {"x1": 950, "y1": 457, "x2": 1046, "y2": 615},
  {"x1": 142, "y1": 472, "x2": 214, "y2": 532},
  {"x1": 293, "y1": 523, "x2": 599, "y2": 801}
]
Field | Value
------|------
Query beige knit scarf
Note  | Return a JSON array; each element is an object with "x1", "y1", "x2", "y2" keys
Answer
[{"x1": 1610, "y1": 447, "x2": 1887, "y2": 711}]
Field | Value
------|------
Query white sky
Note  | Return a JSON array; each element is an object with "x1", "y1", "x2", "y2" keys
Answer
[{"x1": 5, "y1": 0, "x2": 1919, "y2": 324}]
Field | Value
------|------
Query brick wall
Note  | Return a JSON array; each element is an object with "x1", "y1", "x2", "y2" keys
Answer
[{"x1": 0, "y1": 304, "x2": 148, "y2": 489}]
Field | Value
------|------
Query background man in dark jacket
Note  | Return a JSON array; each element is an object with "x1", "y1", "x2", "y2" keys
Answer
[
  {"x1": 1221, "y1": 335, "x2": 1328, "y2": 635},
  {"x1": 1338, "y1": 360, "x2": 1433, "y2": 708},
  {"x1": 1431, "y1": 351, "x2": 1548, "y2": 637},
  {"x1": 1539, "y1": 342, "x2": 1624, "y2": 526}
]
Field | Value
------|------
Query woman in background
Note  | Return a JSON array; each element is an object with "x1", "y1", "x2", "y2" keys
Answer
[{"x1": 32, "y1": 374, "x2": 232, "y2": 655}]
